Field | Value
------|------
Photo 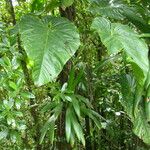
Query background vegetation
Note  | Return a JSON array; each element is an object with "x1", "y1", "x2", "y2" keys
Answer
[{"x1": 0, "y1": 0, "x2": 150, "y2": 149}]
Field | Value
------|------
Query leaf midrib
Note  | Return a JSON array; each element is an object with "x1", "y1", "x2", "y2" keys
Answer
[{"x1": 37, "y1": 25, "x2": 50, "y2": 84}]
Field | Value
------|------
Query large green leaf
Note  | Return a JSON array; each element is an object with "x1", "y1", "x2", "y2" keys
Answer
[
  {"x1": 65, "y1": 104, "x2": 85, "y2": 146},
  {"x1": 92, "y1": 17, "x2": 150, "y2": 144},
  {"x1": 19, "y1": 15, "x2": 80, "y2": 86},
  {"x1": 65, "y1": 106, "x2": 72, "y2": 142},
  {"x1": 81, "y1": 107, "x2": 102, "y2": 129},
  {"x1": 71, "y1": 109, "x2": 85, "y2": 146},
  {"x1": 120, "y1": 74, "x2": 150, "y2": 145},
  {"x1": 40, "y1": 115, "x2": 55, "y2": 144},
  {"x1": 91, "y1": 17, "x2": 149, "y2": 85},
  {"x1": 40, "y1": 103, "x2": 63, "y2": 144},
  {"x1": 88, "y1": 0, "x2": 150, "y2": 32},
  {"x1": 133, "y1": 110, "x2": 150, "y2": 145},
  {"x1": 71, "y1": 95, "x2": 80, "y2": 118},
  {"x1": 89, "y1": 0, "x2": 128, "y2": 20}
]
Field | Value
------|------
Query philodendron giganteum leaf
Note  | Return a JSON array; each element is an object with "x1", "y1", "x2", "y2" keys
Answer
[
  {"x1": 120, "y1": 74, "x2": 150, "y2": 145},
  {"x1": 91, "y1": 17, "x2": 150, "y2": 145},
  {"x1": 19, "y1": 15, "x2": 80, "y2": 86},
  {"x1": 91, "y1": 17, "x2": 149, "y2": 85},
  {"x1": 88, "y1": 0, "x2": 150, "y2": 32}
]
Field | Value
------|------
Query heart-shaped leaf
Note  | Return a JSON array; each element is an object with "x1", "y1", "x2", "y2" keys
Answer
[{"x1": 19, "y1": 15, "x2": 80, "y2": 86}]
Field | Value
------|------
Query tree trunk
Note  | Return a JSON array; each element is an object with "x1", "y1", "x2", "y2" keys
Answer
[{"x1": 55, "y1": 5, "x2": 76, "y2": 150}]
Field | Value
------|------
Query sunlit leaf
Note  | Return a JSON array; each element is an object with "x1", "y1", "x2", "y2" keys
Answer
[
  {"x1": 91, "y1": 17, "x2": 149, "y2": 85},
  {"x1": 65, "y1": 107, "x2": 72, "y2": 142},
  {"x1": 40, "y1": 115, "x2": 55, "y2": 144},
  {"x1": 120, "y1": 74, "x2": 150, "y2": 145},
  {"x1": 19, "y1": 15, "x2": 80, "y2": 86},
  {"x1": 0, "y1": 130, "x2": 8, "y2": 140}
]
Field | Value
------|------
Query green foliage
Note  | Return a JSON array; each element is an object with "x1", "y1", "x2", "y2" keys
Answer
[
  {"x1": 91, "y1": 17, "x2": 149, "y2": 85},
  {"x1": 88, "y1": 0, "x2": 150, "y2": 32},
  {"x1": 19, "y1": 15, "x2": 80, "y2": 86},
  {"x1": 120, "y1": 74, "x2": 150, "y2": 145},
  {"x1": 0, "y1": 0, "x2": 150, "y2": 149},
  {"x1": 40, "y1": 67, "x2": 102, "y2": 146},
  {"x1": 91, "y1": 16, "x2": 150, "y2": 145},
  {"x1": 45, "y1": 0, "x2": 61, "y2": 12},
  {"x1": 31, "y1": 0, "x2": 45, "y2": 12},
  {"x1": 61, "y1": 0, "x2": 74, "y2": 8}
]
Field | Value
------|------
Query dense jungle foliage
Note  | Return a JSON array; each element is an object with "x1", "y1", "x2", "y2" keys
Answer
[{"x1": 0, "y1": 0, "x2": 150, "y2": 149}]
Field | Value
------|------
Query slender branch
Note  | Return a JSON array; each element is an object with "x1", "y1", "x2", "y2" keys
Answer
[{"x1": 5, "y1": 0, "x2": 16, "y2": 25}]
